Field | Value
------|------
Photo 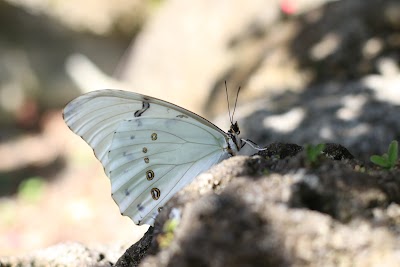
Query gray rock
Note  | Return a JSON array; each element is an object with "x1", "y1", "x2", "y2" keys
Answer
[{"x1": 115, "y1": 148, "x2": 400, "y2": 267}]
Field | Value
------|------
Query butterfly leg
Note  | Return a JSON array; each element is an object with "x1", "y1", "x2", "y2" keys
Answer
[{"x1": 241, "y1": 138, "x2": 267, "y2": 151}]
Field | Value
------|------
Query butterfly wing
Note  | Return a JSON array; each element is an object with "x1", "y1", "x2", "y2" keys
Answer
[{"x1": 63, "y1": 89, "x2": 232, "y2": 225}]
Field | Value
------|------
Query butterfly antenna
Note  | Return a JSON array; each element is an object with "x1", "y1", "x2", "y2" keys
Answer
[
  {"x1": 231, "y1": 86, "x2": 241, "y2": 121},
  {"x1": 225, "y1": 81, "x2": 233, "y2": 124}
]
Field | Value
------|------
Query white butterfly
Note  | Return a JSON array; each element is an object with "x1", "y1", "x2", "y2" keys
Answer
[{"x1": 63, "y1": 89, "x2": 258, "y2": 226}]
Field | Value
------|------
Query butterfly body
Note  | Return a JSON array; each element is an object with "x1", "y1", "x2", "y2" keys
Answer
[{"x1": 63, "y1": 89, "x2": 242, "y2": 225}]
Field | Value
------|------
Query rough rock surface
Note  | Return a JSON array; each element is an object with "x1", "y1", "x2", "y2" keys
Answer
[{"x1": 114, "y1": 144, "x2": 400, "y2": 267}]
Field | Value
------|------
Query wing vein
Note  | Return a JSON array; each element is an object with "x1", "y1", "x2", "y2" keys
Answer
[{"x1": 124, "y1": 147, "x2": 222, "y2": 213}]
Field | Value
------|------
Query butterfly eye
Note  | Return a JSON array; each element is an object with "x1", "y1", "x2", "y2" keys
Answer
[{"x1": 229, "y1": 122, "x2": 240, "y2": 134}]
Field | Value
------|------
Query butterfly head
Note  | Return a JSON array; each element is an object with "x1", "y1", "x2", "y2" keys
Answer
[
  {"x1": 229, "y1": 121, "x2": 240, "y2": 135},
  {"x1": 227, "y1": 121, "x2": 243, "y2": 155}
]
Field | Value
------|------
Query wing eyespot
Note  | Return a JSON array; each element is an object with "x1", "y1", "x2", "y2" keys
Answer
[
  {"x1": 146, "y1": 170, "x2": 155, "y2": 181},
  {"x1": 151, "y1": 133, "x2": 157, "y2": 140},
  {"x1": 151, "y1": 188, "x2": 161, "y2": 200},
  {"x1": 142, "y1": 147, "x2": 148, "y2": 153},
  {"x1": 144, "y1": 157, "x2": 149, "y2": 163}
]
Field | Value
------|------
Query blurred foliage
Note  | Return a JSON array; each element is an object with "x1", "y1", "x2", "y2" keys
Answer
[
  {"x1": 157, "y1": 218, "x2": 180, "y2": 249},
  {"x1": 17, "y1": 176, "x2": 45, "y2": 203},
  {"x1": 370, "y1": 140, "x2": 399, "y2": 170},
  {"x1": 305, "y1": 144, "x2": 325, "y2": 164},
  {"x1": 0, "y1": 200, "x2": 17, "y2": 225}
]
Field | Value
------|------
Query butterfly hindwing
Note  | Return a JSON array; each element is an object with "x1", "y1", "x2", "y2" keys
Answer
[
  {"x1": 108, "y1": 117, "x2": 228, "y2": 225},
  {"x1": 63, "y1": 89, "x2": 232, "y2": 225}
]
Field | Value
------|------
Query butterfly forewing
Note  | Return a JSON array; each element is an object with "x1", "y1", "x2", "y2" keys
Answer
[{"x1": 63, "y1": 89, "x2": 233, "y2": 225}]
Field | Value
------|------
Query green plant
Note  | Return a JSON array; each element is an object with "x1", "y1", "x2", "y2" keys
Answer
[
  {"x1": 18, "y1": 176, "x2": 45, "y2": 203},
  {"x1": 158, "y1": 218, "x2": 180, "y2": 249},
  {"x1": 305, "y1": 144, "x2": 325, "y2": 163},
  {"x1": 370, "y1": 140, "x2": 398, "y2": 169},
  {"x1": 262, "y1": 169, "x2": 270, "y2": 176}
]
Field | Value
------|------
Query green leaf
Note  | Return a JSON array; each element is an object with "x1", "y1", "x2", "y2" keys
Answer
[
  {"x1": 370, "y1": 155, "x2": 390, "y2": 168},
  {"x1": 315, "y1": 144, "x2": 325, "y2": 152},
  {"x1": 388, "y1": 140, "x2": 398, "y2": 167},
  {"x1": 305, "y1": 143, "x2": 325, "y2": 163}
]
